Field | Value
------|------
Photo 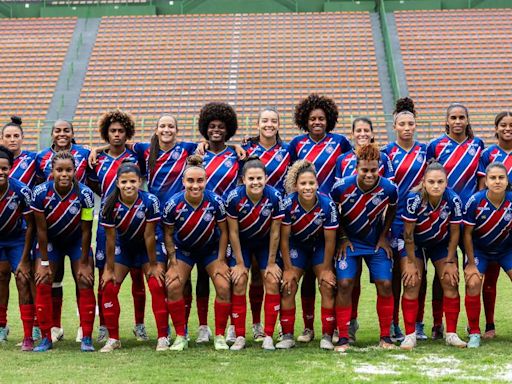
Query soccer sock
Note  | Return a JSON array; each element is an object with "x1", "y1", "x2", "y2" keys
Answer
[
  {"x1": 301, "y1": 296, "x2": 315, "y2": 330},
  {"x1": 78, "y1": 288, "x2": 96, "y2": 339},
  {"x1": 231, "y1": 294, "x2": 247, "y2": 337},
  {"x1": 416, "y1": 281, "x2": 426, "y2": 323},
  {"x1": 102, "y1": 281, "x2": 121, "y2": 340},
  {"x1": 483, "y1": 263, "x2": 499, "y2": 326},
  {"x1": 214, "y1": 300, "x2": 231, "y2": 336},
  {"x1": 167, "y1": 299, "x2": 186, "y2": 337},
  {"x1": 465, "y1": 294, "x2": 481, "y2": 335},
  {"x1": 443, "y1": 296, "x2": 460, "y2": 334},
  {"x1": 0, "y1": 304, "x2": 7, "y2": 327},
  {"x1": 377, "y1": 295, "x2": 394, "y2": 338},
  {"x1": 335, "y1": 306, "x2": 351, "y2": 339},
  {"x1": 280, "y1": 307, "x2": 295, "y2": 335},
  {"x1": 147, "y1": 277, "x2": 169, "y2": 338},
  {"x1": 197, "y1": 296, "x2": 209, "y2": 326},
  {"x1": 20, "y1": 304, "x2": 35, "y2": 338},
  {"x1": 432, "y1": 298, "x2": 443, "y2": 327},
  {"x1": 184, "y1": 294, "x2": 192, "y2": 326},
  {"x1": 321, "y1": 307, "x2": 336, "y2": 336},
  {"x1": 35, "y1": 283, "x2": 53, "y2": 339},
  {"x1": 401, "y1": 297, "x2": 418, "y2": 335},
  {"x1": 263, "y1": 293, "x2": 280, "y2": 337},
  {"x1": 249, "y1": 284, "x2": 264, "y2": 325},
  {"x1": 130, "y1": 268, "x2": 146, "y2": 325},
  {"x1": 351, "y1": 284, "x2": 361, "y2": 320},
  {"x1": 51, "y1": 295, "x2": 63, "y2": 328}
]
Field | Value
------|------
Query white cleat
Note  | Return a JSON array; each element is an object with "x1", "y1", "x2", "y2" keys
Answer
[
  {"x1": 400, "y1": 332, "x2": 417, "y2": 350},
  {"x1": 156, "y1": 336, "x2": 170, "y2": 351},
  {"x1": 262, "y1": 336, "x2": 275, "y2": 351},
  {"x1": 320, "y1": 334, "x2": 334, "y2": 350},
  {"x1": 252, "y1": 323, "x2": 265, "y2": 342},
  {"x1": 196, "y1": 325, "x2": 212, "y2": 344},
  {"x1": 51, "y1": 327, "x2": 64, "y2": 343},
  {"x1": 275, "y1": 334, "x2": 295, "y2": 349},
  {"x1": 214, "y1": 335, "x2": 230, "y2": 350},
  {"x1": 226, "y1": 325, "x2": 237, "y2": 345},
  {"x1": 230, "y1": 336, "x2": 246, "y2": 351},
  {"x1": 297, "y1": 328, "x2": 314, "y2": 343},
  {"x1": 76, "y1": 327, "x2": 83, "y2": 343},
  {"x1": 99, "y1": 338, "x2": 121, "y2": 353},
  {"x1": 445, "y1": 332, "x2": 467, "y2": 348}
]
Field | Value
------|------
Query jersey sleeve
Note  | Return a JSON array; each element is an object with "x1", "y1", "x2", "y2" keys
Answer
[
  {"x1": 426, "y1": 140, "x2": 436, "y2": 161},
  {"x1": 213, "y1": 194, "x2": 227, "y2": 222},
  {"x1": 463, "y1": 195, "x2": 478, "y2": 226},
  {"x1": 281, "y1": 196, "x2": 293, "y2": 226},
  {"x1": 381, "y1": 153, "x2": 395, "y2": 181},
  {"x1": 80, "y1": 186, "x2": 95, "y2": 210},
  {"x1": 225, "y1": 190, "x2": 239, "y2": 219},
  {"x1": 34, "y1": 152, "x2": 45, "y2": 180},
  {"x1": 322, "y1": 197, "x2": 339, "y2": 230},
  {"x1": 449, "y1": 193, "x2": 463, "y2": 224},
  {"x1": 287, "y1": 136, "x2": 299, "y2": 162},
  {"x1": 477, "y1": 149, "x2": 489, "y2": 178},
  {"x1": 388, "y1": 182, "x2": 398, "y2": 206},
  {"x1": 30, "y1": 184, "x2": 46, "y2": 212},
  {"x1": 19, "y1": 184, "x2": 33, "y2": 215},
  {"x1": 402, "y1": 193, "x2": 421, "y2": 222},
  {"x1": 146, "y1": 194, "x2": 161, "y2": 222},
  {"x1": 334, "y1": 156, "x2": 343, "y2": 182},
  {"x1": 271, "y1": 190, "x2": 285, "y2": 220},
  {"x1": 162, "y1": 197, "x2": 177, "y2": 226},
  {"x1": 329, "y1": 179, "x2": 343, "y2": 203},
  {"x1": 335, "y1": 133, "x2": 352, "y2": 153}
]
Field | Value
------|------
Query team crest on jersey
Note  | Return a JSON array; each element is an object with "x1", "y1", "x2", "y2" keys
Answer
[
  {"x1": 204, "y1": 213, "x2": 213, "y2": 222},
  {"x1": 8, "y1": 201, "x2": 18, "y2": 210},
  {"x1": 468, "y1": 147, "x2": 476, "y2": 156},
  {"x1": 505, "y1": 214, "x2": 512, "y2": 222},
  {"x1": 416, "y1": 154, "x2": 424, "y2": 163},
  {"x1": 371, "y1": 196, "x2": 381, "y2": 205},
  {"x1": 275, "y1": 153, "x2": 283, "y2": 162},
  {"x1": 338, "y1": 259, "x2": 348, "y2": 270},
  {"x1": 96, "y1": 250, "x2": 105, "y2": 261},
  {"x1": 325, "y1": 146, "x2": 334, "y2": 154},
  {"x1": 171, "y1": 151, "x2": 180, "y2": 160},
  {"x1": 136, "y1": 211, "x2": 145, "y2": 219},
  {"x1": 225, "y1": 160, "x2": 233, "y2": 168},
  {"x1": 19, "y1": 161, "x2": 28, "y2": 170},
  {"x1": 115, "y1": 246, "x2": 121, "y2": 255},
  {"x1": 289, "y1": 249, "x2": 298, "y2": 259},
  {"x1": 262, "y1": 208, "x2": 271, "y2": 217},
  {"x1": 69, "y1": 206, "x2": 79, "y2": 215},
  {"x1": 439, "y1": 209, "x2": 448, "y2": 220},
  {"x1": 314, "y1": 216, "x2": 322, "y2": 226}
]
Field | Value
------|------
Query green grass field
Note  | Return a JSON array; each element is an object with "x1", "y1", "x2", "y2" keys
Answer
[{"x1": 2, "y1": 264, "x2": 512, "y2": 384}]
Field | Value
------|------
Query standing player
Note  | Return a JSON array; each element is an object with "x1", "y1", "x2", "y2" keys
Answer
[
  {"x1": 288, "y1": 94, "x2": 351, "y2": 343},
  {"x1": 0, "y1": 146, "x2": 35, "y2": 350},
  {"x1": 331, "y1": 144, "x2": 397, "y2": 352},
  {"x1": 464, "y1": 162, "x2": 512, "y2": 348},
  {"x1": 476, "y1": 111, "x2": 512, "y2": 338},
  {"x1": 31, "y1": 151, "x2": 96, "y2": 352},
  {"x1": 163, "y1": 155, "x2": 232, "y2": 351},
  {"x1": 99, "y1": 162, "x2": 168, "y2": 352}
]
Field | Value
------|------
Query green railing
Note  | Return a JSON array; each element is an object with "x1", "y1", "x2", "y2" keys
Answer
[{"x1": 378, "y1": 0, "x2": 400, "y2": 100}]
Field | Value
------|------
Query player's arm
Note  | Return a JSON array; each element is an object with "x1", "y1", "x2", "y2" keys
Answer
[
  {"x1": 226, "y1": 217, "x2": 244, "y2": 266},
  {"x1": 376, "y1": 203, "x2": 396, "y2": 258},
  {"x1": 144, "y1": 220, "x2": 164, "y2": 284},
  {"x1": 265, "y1": 218, "x2": 283, "y2": 282},
  {"x1": 279, "y1": 224, "x2": 292, "y2": 271},
  {"x1": 16, "y1": 212, "x2": 35, "y2": 280},
  {"x1": 163, "y1": 223, "x2": 177, "y2": 266},
  {"x1": 446, "y1": 223, "x2": 460, "y2": 263},
  {"x1": 33, "y1": 210, "x2": 51, "y2": 284},
  {"x1": 80, "y1": 208, "x2": 93, "y2": 264},
  {"x1": 102, "y1": 225, "x2": 117, "y2": 287},
  {"x1": 463, "y1": 224, "x2": 481, "y2": 284}
]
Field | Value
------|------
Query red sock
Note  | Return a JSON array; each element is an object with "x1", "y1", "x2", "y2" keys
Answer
[
  {"x1": 102, "y1": 281, "x2": 121, "y2": 340},
  {"x1": 249, "y1": 284, "x2": 264, "y2": 324},
  {"x1": 130, "y1": 268, "x2": 146, "y2": 325},
  {"x1": 321, "y1": 307, "x2": 336, "y2": 336},
  {"x1": 416, "y1": 284, "x2": 426, "y2": 323},
  {"x1": 280, "y1": 307, "x2": 295, "y2": 335},
  {"x1": 401, "y1": 297, "x2": 418, "y2": 335},
  {"x1": 197, "y1": 296, "x2": 209, "y2": 326},
  {"x1": 465, "y1": 294, "x2": 481, "y2": 335},
  {"x1": 263, "y1": 293, "x2": 280, "y2": 336},
  {"x1": 78, "y1": 288, "x2": 96, "y2": 338},
  {"x1": 351, "y1": 285, "x2": 360, "y2": 320},
  {"x1": 483, "y1": 263, "x2": 499, "y2": 325},
  {"x1": 214, "y1": 300, "x2": 231, "y2": 336},
  {"x1": 36, "y1": 283, "x2": 53, "y2": 339},
  {"x1": 147, "y1": 277, "x2": 169, "y2": 338},
  {"x1": 0, "y1": 304, "x2": 7, "y2": 327},
  {"x1": 432, "y1": 298, "x2": 443, "y2": 327},
  {"x1": 335, "y1": 306, "x2": 351, "y2": 339},
  {"x1": 167, "y1": 299, "x2": 186, "y2": 336},
  {"x1": 377, "y1": 295, "x2": 394, "y2": 338},
  {"x1": 184, "y1": 294, "x2": 192, "y2": 326},
  {"x1": 301, "y1": 296, "x2": 315, "y2": 330},
  {"x1": 20, "y1": 304, "x2": 35, "y2": 338},
  {"x1": 231, "y1": 294, "x2": 247, "y2": 337},
  {"x1": 443, "y1": 296, "x2": 460, "y2": 334},
  {"x1": 52, "y1": 296, "x2": 63, "y2": 328}
]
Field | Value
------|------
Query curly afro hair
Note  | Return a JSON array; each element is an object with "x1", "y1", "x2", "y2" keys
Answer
[
  {"x1": 294, "y1": 94, "x2": 339, "y2": 133},
  {"x1": 198, "y1": 102, "x2": 238, "y2": 141},
  {"x1": 98, "y1": 109, "x2": 135, "y2": 143}
]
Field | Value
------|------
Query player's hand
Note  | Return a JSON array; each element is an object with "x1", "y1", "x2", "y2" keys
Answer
[
  {"x1": 318, "y1": 269, "x2": 336, "y2": 288},
  {"x1": 100, "y1": 268, "x2": 116, "y2": 289},
  {"x1": 34, "y1": 262, "x2": 52, "y2": 285},
  {"x1": 402, "y1": 259, "x2": 420, "y2": 287},
  {"x1": 241, "y1": 135, "x2": 250, "y2": 146},
  {"x1": 233, "y1": 144, "x2": 247, "y2": 161},
  {"x1": 196, "y1": 141, "x2": 208, "y2": 155},
  {"x1": 338, "y1": 239, "x2": 353, "y2": 259},
  {"x1": 15, "y1": 260, "x2": 32, "y2": 281},
  {"x1": 464, "y1": 262, "x2": 482, "y2": 287},
  {"x1": 264, "y1": 262, "x2": 282, "y2": 283},
  {"x1": 212, "y1": 260, "x2": 230, "y2": 283},
  {"x1": 442, "y1": 262, "x2": 459, "y2": 287},
  {"x1": 230, "y1": 263, "x2": 248, "y2": 285},
  {"x1": 77, "y1": 260, "x2": 94, "y2": 286},
  {"x1": 88, "y1": 150, "x2": 98, "y2": 167},
  {"x1": 165, "y1": 265, "x2": 180, "y2": 287},
  {"x1": 149, "y1": 263, "x2": 166, "y2": 287},
  {"x1": 376, "y1": 236, "x2": 392, "y2": 259},
  {"x1": 281, "y1": 269, "x2": 297, "y2": 296}
]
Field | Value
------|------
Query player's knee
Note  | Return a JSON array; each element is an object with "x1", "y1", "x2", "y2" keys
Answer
[
  {"x1": 214, "y1": 280, "x2": 231, "y2": 302},
  {"x1": 376, "y1": 280, "x2": 393, "y2": 296},
  {"x1": 166, "y1": 279, "x2": 184, "y2": 301},
  {"x1": 319, "y1": 283, "x2": 335, "y2": 299},
  {"x1": 0, "y1": 271, "x2": 10, "y2": 284},
  {"x1": 337, "y1": 279, "x2": 353, "y2": 296}
]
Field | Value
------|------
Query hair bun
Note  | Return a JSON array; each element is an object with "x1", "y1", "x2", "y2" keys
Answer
[
  {"x1": 245, "y1": 155, "x2": 260, "y2": 163},
  {"x1": 394, "y1": 97, "x2": 416, "y2": 116},
  {"x1": 186, "y1": 154, "x2": 204, "y2": 167},
  {"x1": 10, "y1": 115, "x2": 22, "y2": 125}
]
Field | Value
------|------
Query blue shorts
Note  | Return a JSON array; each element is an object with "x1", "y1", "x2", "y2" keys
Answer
[
  {"x1": 114, "y1": 240, "x2": 167, "y2": 269},
  {"x1": 227, "y1": 240, "x2": 282, "y2": 270},
  {"x1": 335, "y1": 240, "x2": 392, "y2": 281},
  {"x1": 34, "y1": 238, "x2": 92, "y2": 263},
  {"x1": 176, "y1": 245, "x2": 218, "y2": 269},
  {"x1": 400, "y1": 241, "x2": 449, "y2": 263},
  {"x1": 287, "y1": 239, "x2": 325, "y2": 270},
  {"x1": 473, "y1": 248, "x2": 512, "y2": 274},
  {"x1": 0, "y1": 235, "x2": 25, "y2": 272}
]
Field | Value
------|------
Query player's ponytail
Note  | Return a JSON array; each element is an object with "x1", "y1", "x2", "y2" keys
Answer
[
  {"x1": 2, "y1": 115, "x2": 23, "y2": 137},
  {"x1": 241, "y1": 155, "x2": 265, "y2": 177},
  {"x1": 412, "y1": 159, "x2": 446, "y2": 204},
  {"x1": 0, "y1": 145, "x2": 14, "y2": 167},
  {"x1": 445, "y1": 103, "x2": 474, "y2": 139},
  {"x1": 183, "y1": 154, "x2": 205, "y2": 177},
  {"x1": 393, "y1": 97, "x2": 416, "y2": 125},
  {"x1": 485, "y1": 161, "x2": 512, "y2": 191},
  {"x1": 285, "y1": 159, "x2": 316, "y2": 194},
  {"x1": 149, "y1": 114, "x2": 178, "y2": 170}
]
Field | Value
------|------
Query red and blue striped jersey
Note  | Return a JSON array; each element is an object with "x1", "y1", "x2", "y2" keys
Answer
[
  {"x1": 242, "y1": 141, "x2": 290, "y2": 193},
  {"x1": 10, "y1": 150, "x2": 37, "y2": 188},
  {"x1": 334, "y1": 148, "x2": 394, "y2": 182},
  {"x1": 35, "y1": 144, "x2": 91, "y2": 183},
  {"x1": 463, "y1": 190, "x2": 512, "y2": 253},
  {"x1": 282, "y1": 191, "x2": 338, "y2": 244},
  {"x1": 0, "y1": 177, "x2": 32, "y2": 239},
  {"x1": 402, "y1": 188, "x2": 462, "y2": 246},
  {"x1": 288, "y1": 133, "x2": 351, "y2": 194},
  {"x1": 101, "y1": 190, "x2": 160, "y2": 242},
  {"x1": 226, "y1": 185, "x2": 284, "y2": 242},
  {"x1": 331, "y1": 175, "x2": 398, "y2": 246},
  {"x1": 203, "y1": 146, "x2": 240, "y2": 198},
  {"x1": 88, "y1": 148, "x2": 140, "y2": 199},
  {"x1": 133, "y1": 141, "x2": 198, "y2": 203},
  {"x1": 31, "y1": 181, "x2": 94, "y2": 241},
  {"x1": 162, "y1": 190, "x2": 226, "y2": 251},
  {"x1": 478, "y1": 144, "x2": 512, "y2": 181},
  {"x1": 426, "y1": 134, "x2": 484, "y2": 201}
]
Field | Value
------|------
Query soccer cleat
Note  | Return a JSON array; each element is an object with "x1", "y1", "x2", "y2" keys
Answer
[
  {"x1": 76, "y1": 326, "x2": 83, "y2": 343},
  {"x1": 169, "y1": 335, "x2": 188, "y2": 351},
  {"x1": 33, "y1": 337, "x2": 53, "y2": 352},
  {"x1": 80, "y1": 336, "x2": 95, "y2": 352},
  {"x1": 390, "y1": 323, "x2": 405, "y2": 343},
  {"x1": 252, "y1": 323, "x2": 265, "y2": 342},
  {"x1": 99, "y1": 338, "x2": 121, "y2": 353},
  {"x1": 379, "y1": 337, "x2": 397, "y2": 349},
  {"x1": 97, "y1": 325, "x2": 108, "y2": 343},
  {"x1": 214, "y1": 335, "x2": 230, "y2": 350},
  {"x1": 51, "y1": 327, "x2": 64, "y2": 343},
  {"x1": 230, "y1": 336, "x2": 246, "y2": 351},
  {"x1": 332, "y1": 328, "x2": 339, "y2": 344},
  {"x1": 226, "y1": 325, "x2": 236, "y2": 345},
  {"x1": 348, "y1": 319, "x2": 359, "y2": 344},
  {"x1": 32, "y1": 326, "x2": 42, "y2": 342},
  {"x1": 320, "y1": 334, "x2": 334, "y2": 350},
  {"x1": 431, "y1": 324, "x2": 444, "y2": 340},
  {"x1": 415, "y1": 322, "x2": 428, "y2": 341},
  {"x1": 21, "y1": 337, "x2": 34, "y2": 352},
  {"x1": 156, "y1": 337, "x2": 170, "y2": 352},
  {"x1": 262, "y1": 336, "x2": 275, "y2": 351},
  {"x1": 0, "y1": 326, "x2": 9, "y2": 342},
  {"x1": 133, "y1": 323, "x2": 149, "y2": 341},
  {"x1": 467, "y1": 334, "x2": 481, "y2": 348},
  {"x1": 400, "y1": 332, "x2": 417, "y2": 351},
  {"x1": 483, "y1": 323, "x2": 496, "y2": 339},
  {"x1": 275, "y1": 334, "x2": 295, "y2": 349},
  {"x1": 277, "y1": 322, "x2": 283, "y2": 342},
  {"x1": 196, "y1": 325, "x2": 212, "y2": 344},
  {"x1": 297, "y1": 328, "x2": 314, "y2": 343},
  {"x1": 445, "y1": 332, "x2": 467, "y2": 348},
  {"x1": 334, "y1": 337, "x2": 350, "y2": 352}
]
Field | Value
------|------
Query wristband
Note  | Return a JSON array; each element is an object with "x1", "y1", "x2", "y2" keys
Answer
[{"x1": 40, "y1": 260, "x2": 50, "y2": 267}]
